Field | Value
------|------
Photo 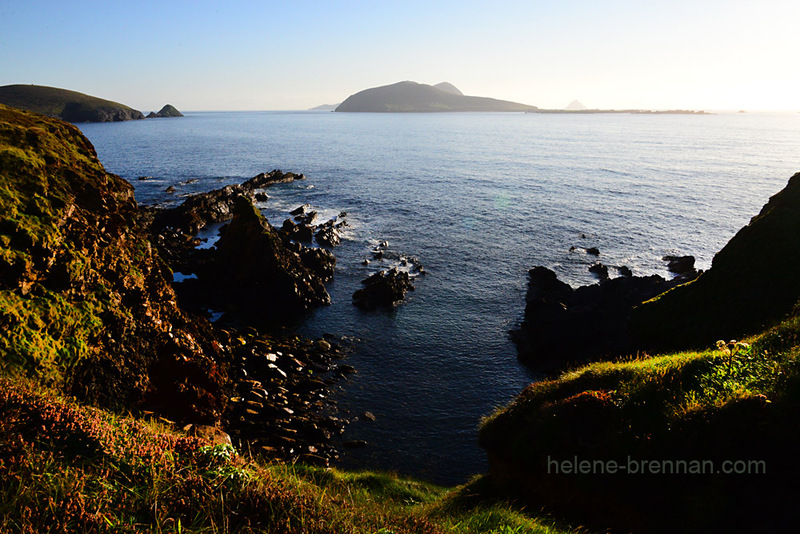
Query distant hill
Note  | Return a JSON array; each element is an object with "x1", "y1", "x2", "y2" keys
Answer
[
  {"x1": 0, "y1": 84, "x2": 144, "y2": 122},
  {"x1": 335, "y1": 81, "x2": 538, "y2": 113},
  {"x1": 433, "y1": 82, "x2": 463, "y2": 96},
  {"x1": 565, "y1": 99, "x2": 587, "y2": 110},
  {"x1": 146, "y1": 104, "x2": 184, "y2": 118}
]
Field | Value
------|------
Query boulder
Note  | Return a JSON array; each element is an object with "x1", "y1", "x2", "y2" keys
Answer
[
  {"x1": 663, "y1": 255, "x2": 696, "y2": 274},
  {"x1": 589, "y1": 262, "x2": 609, "y2": 282},
  {"x1": 315, "y1": 225, "x2": 341, "y2": 247},
  {"x1": 353, "y1": 268, "x2": 414, "y2": 309}
]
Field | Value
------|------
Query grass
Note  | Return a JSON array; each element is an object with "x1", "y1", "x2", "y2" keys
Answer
[
  {"x1": 0, "y1": 374, "x2": 581, "y2": 534},
  {"x1": 479, "y1": 313, "x2": 800, "y2": 532}
]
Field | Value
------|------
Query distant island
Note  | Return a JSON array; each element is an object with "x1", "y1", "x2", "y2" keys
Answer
[
  {"x1": 309, "y1": 103, "x2": 339, "y2": 111},
  {"x1": 334, "y1": 81, "x2": 538, "y2": 113},
  {"x1": 529, "y1": 108, "x2": 708, "y2": 115},
  {"x1": 0, "y1": 84, "x2": 145, "y2": 122},
  {"x1": 146, "y1": 104, "x2": 184, "y2": 118}
]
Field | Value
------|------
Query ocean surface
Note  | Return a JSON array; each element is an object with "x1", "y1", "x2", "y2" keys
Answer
[{"x1": 79, "y1": 111, "x2": 800, "y2": 485}]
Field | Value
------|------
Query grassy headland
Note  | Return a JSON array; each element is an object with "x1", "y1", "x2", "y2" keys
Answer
[
  {"x1": 481, "y1": 172, "x2": 800, "y2": 533},
  {"x1": 0, "y1": 85, "x2": 145, "y2": 122}
]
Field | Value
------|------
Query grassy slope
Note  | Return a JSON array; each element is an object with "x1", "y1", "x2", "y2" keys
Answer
[
  {"x1": 0, "y1": 85, "x2": 144, "y2": 122},
  {"x1": 480, "y1": 171, "x2": 800, "y2": 532},
  {"x1": 0, "y1": 375, "x2": 575, "y2": 534},
  {"x1": 480, "y1": 315, "x2": 800, "y2": 532}
]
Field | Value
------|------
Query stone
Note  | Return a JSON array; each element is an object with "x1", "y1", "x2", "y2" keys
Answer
[
  {"x1": 353, "y1": 268, "x2": 415, "y2": 309},
  {"x1": 589, "y1": 262, "x2": 609, "y2": 282},
  {"x1": 663, "y1": 255, "x2": 696, "y2": 274}
]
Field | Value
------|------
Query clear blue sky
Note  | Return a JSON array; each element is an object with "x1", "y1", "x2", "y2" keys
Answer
[{"x1": 1, "y1": 0, "x2": 797, "y2": 111}]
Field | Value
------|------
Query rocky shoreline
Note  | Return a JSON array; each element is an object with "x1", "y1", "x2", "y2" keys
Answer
[
  {"x1": 139, "y1": 169, "x2": 364, "y2": 464},
  {"x1": 512, "y1": 253, "x2": 700, "y2": 371}
]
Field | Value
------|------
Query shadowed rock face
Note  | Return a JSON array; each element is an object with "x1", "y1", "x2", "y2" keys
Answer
[
  {"x1": 206, "y1": 196, "x2": 331, "y2": 319},
  {"x1": 352, "y1": 268, "x2": 414, "y2": 309},
  {"x1": 631, "y1": 172, "x2": 800, "y2": 352},
  {"x1": 335, "y1": 81, "x2": 538, "y2": 112},
  {"x1": 512, "y1": 266, "x2": 697, "y2": 371}
]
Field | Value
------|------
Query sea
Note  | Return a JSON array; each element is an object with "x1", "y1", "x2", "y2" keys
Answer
[{"x1": 78, "y1": 111, "x2": 800, "y2": 485}]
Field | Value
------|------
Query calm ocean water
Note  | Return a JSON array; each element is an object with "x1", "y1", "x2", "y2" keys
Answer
[{"x1": 79, "y1": 111, "x2": 800, "y2": 485}]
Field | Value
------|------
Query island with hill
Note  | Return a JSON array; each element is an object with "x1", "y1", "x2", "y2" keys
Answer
[{"x1": 334, "y1": 81, "x2": 538, "y2": 113}]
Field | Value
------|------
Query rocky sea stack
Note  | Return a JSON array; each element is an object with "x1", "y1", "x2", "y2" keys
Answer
[{"x1": 147, "y1": 104, "x2": 184, "y2": 118}]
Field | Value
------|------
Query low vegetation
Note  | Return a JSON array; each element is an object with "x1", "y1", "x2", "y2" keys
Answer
[
  {"x1": 481, "y1": 313, "x2": 800, "y2": 532},
  {"x1": 0, "y1": 375, "x2": 576, "y2": 534}
]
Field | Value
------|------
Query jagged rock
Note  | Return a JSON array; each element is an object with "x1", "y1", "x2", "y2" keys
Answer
[
  {"x1": 242, "y1": 171, "x2": 304, "y2": 189},
  {"x1": 663, "y1": 255, "x2": 696, "y2": 274},
  {"x1": 315, "y1": 225, "x2": 341, "y2": 247},
  {"x1": 205, "y1": 196, "x2": 331, "y2": 320},
  {"x1": 299, "y1": 247, "x2": 336, "y2": 281},
  {"x1": 290, "y1": 204, "x2": 310, "y2": 216},
  {"x1": 353, "y1": 267, "x2": 414, "y2": 309},
  {"x1": 589, "y1": 262, "x2": 609, "y2": 281},
  {"x1": 512, "y1": 266, "x2": 698, "y2": 370},
  {"x1": 153, "y1": 170, "x2": 305, "y2": 235},
  {"x1": 294, "y1": 211, "x2": 317, "y2": 225},
  {"x1": 586, "y1": 247, "x2": 600, "y2": 256}
]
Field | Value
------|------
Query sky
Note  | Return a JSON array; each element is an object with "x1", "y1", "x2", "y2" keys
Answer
[{"x1": 1, "y1": 0, "x2": 798, "y2": 112}]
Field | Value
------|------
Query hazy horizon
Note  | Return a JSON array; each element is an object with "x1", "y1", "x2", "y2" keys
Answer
[{"x1": 1, "y1": 0, "x2": 798, "y2": 113}]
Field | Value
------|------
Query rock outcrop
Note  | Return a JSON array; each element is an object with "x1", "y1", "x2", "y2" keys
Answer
[
  {"x1": 512, "y1": 266, "x2": 697, "y2": 370},
  {"x1": 200, "y1": 196, "x2": 331, "y2": 320},
  {"x1": 146, "y1": 104, "x2": 184, "y2": 118},
  {"x1": 353, "y1": 268, "x2": 415, "y2": 309},
  {"x1": 153, "y1": 170, "x2": 304, "y2": 234},
  {"x1": 632, "y1": 172, "x2": 800, "y2": 351}
]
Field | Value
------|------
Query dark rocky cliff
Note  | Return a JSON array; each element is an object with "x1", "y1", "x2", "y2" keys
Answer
[{"x1": 631, "y1": 171, "x2": 800, "y2": 351}]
